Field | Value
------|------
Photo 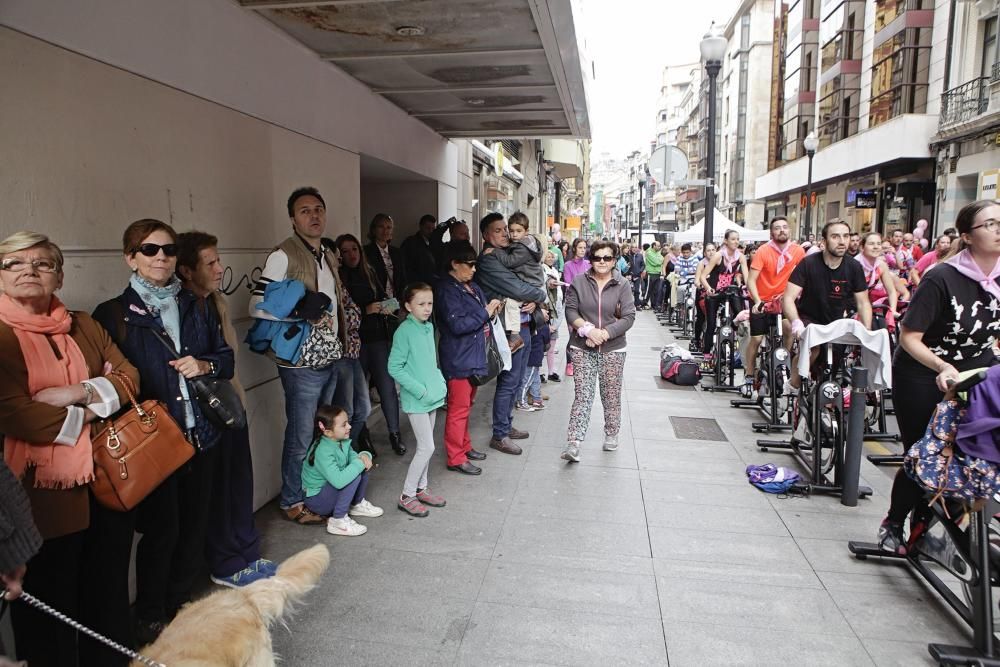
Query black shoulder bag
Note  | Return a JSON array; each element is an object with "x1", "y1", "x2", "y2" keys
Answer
[{"x1": 150, "y1": 328, "x2": 247, "y2": 431}]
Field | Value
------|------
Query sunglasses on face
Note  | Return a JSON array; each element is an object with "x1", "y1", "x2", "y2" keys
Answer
[
  {"x1": 133, "y1": 243, "x2": 179, "y2": 258},
  {"x1": 591, "y1": 255, "x2": 615, "y2": 263}
]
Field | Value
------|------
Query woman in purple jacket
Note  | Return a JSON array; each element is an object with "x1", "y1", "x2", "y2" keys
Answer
[
  {"x1": 561, "y1": 240, "x2": 636, "y2": 463},
  {"x1": 561, "y1": 238, "x2": 590, "y2": 376}
]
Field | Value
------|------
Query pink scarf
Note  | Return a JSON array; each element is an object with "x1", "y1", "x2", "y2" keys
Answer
[
  {"x1": 767, "y1": 241, "x2": 792, "y2": 273},
  {"x1": 0, "y1": 294, "x2": 94, "y2": 488},
  {"x1": 721, "y1": 247, "x2": 741, "y2": 272},
  {"x1": 857, "y1": 254, "x2": 880, "y2": 288},
  {"x1": 945, "y1": 249, "x2": 1000, "y2": 302}
]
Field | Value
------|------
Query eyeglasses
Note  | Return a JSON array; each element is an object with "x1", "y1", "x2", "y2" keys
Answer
[
  {"x1": 591, "y1": 255, "x2": 615, "y2": 263},
  {"x1": 971, "y1": 219, "x2": 1000, "y2": 234},
  {"x1": 133, "y1": 243, "x2": 179, "y2": 257},
  {"x1": 0, "y1": 258, "x2": 60, "y2": 273}
]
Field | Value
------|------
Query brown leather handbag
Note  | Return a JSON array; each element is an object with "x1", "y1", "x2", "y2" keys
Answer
[{"x1": 91, "y1": 371, "x2": 194, "y2": 511}]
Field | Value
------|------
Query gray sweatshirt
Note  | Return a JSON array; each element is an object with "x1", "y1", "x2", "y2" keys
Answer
[{"x1": 564, "y1": 270, "x2": 636, "y2": 353}]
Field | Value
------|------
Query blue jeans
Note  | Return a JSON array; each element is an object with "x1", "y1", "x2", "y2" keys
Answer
[
  {"x1": 360, "y1": 340, "x2": 400, "y2": 434},
  {"x1": 493, "y1": 322, "x2": 530, "y2": 439},
  {"x1": 303, "y1": 472, "x2": 369, "y2": 519},
  {"x1": 520, "y1": 366, "x2": 542, "y2": 403},
  {"x1": 333, "y1": 358, "x2": 371, "y2": 439},
  {"x1": 277, "y1": 364, "x2": 339, "y2": 509}
]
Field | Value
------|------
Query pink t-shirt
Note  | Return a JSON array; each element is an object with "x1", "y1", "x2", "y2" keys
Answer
[{"x1": 913, "y1": 251, "x2": 940, "y2": 277}]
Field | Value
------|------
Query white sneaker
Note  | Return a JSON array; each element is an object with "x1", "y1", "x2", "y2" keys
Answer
[
  {"x1": 561, "y1": 442, "x2": 581, "y2": 462},
  {"x1": 327, "y1": 516, "x2": 367, "y2": 536},
  {"x1": 603, "y1": 434, "x2": 619, "y2": 451},
  {"x1": 349, "y1": 499, "x2": 384, "y2": 518}
]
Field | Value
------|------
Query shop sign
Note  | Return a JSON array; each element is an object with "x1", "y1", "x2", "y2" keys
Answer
[
  {"x1": 980, "y1": 169, "x2": 999, "y2": 199},
  {"x1": 855, "y1": 189, "x2": 877, "y2": 209}
]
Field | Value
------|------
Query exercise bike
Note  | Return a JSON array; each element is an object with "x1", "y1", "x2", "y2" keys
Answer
[
  {"x1": 702, "y1": 285, "x2": 744, "y2": 393},
  {"x1": 671, "y1": 280, "x2": 697, "y2": 341},
  {"x1": 731, "y1": 299, "x2": 793, "y2": 432},
  {"x1": 848, "y1": 370, "x2": 1000, "y2": 665},
  {"x1": 865, "y1": 300, "x2": 910, "y2": 466},
  {"x1": 758, "y1": 319, "x2": 886, "y2": 498}
]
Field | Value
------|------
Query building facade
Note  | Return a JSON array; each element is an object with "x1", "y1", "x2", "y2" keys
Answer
[
  {"x1": 756, "y1": 0, "x2": 949, "y2": 238},
  {"x1": 719, "y1": 0, "x2": 776, "y2": 228},
  {"x1": 932, "y1": 0, "x2": 1000, "y2": 226}
]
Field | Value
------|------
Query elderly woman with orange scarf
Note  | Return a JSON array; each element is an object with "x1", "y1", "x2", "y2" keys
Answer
[{"x1": 0, "y1": 231, "x2": 139, "y2": 667}]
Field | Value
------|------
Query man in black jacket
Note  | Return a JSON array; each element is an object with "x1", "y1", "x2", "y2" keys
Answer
[
  {"x1": 401, "y1": 214, "x2": 439, "y2": 285},
  {"x1": 476, "y1": 213, "x2": 547, "y2": 456}
]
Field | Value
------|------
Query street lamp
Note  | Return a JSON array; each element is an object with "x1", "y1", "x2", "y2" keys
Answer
[
  {"x1": 637, "y1": 169, "x2": 646, "y2": 246},
  {"x1": 700, "y1": 23, "x2": 727, "y2": 248},
  {"x1": 803, "y1": 131, "x2": 819, "y2": 240}
]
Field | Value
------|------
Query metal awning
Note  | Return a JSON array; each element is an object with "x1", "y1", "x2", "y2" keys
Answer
[{"x1": 240, "y1": 0, "x2": 591, "y2": 139}]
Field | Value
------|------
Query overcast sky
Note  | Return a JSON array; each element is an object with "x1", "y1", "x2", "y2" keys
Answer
[{"x1": 579, "y1": 0, "x2": 742, "y2": 159}]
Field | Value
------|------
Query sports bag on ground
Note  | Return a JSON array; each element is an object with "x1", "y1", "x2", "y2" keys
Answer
[{"x1": 660, "y1": 344, "x2": 701, "y2": 386}]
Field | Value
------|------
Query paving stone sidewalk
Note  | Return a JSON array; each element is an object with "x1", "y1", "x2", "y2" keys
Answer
[{"x1": 261, "y1": 310, "x2": 970, "y2": 665}]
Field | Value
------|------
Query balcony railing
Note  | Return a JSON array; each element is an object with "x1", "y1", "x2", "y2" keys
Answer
[
  {"x1": 993, "y1": 62, "x2": 1000, "y2": 84},
  {"x1": 939, "y1": 77, "x2": 989, "y2": 128}
]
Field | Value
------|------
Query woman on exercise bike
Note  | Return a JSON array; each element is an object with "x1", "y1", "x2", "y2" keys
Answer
[
  {"x1": 878, "y1": 199, "x2": 1000, "y2": 554},
  {"x1": 857, "y1": 232, "x2": 900, "y2": 329},
  {"x1": 701, "y1": 231, "x2": 749, "y2": 363},
  {"x1": 693, "y1": 242, "x2": 716, "y2": 354}
]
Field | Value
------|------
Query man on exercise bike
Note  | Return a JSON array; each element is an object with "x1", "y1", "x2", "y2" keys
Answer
[
  {"x1": 744, "y1": 217, "x2": 805, "y2": 397},
  {"x1": 673, "y1": 243, "x2": 700, "y2": 344},
  {"x1": 783, "y1": 220, "x2": 872, "y2": 395}
]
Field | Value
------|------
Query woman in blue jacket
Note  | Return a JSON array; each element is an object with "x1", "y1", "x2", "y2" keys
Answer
[
  {"x1": 434, "y1": 242, "x2": 505, "y2": 475},
  {"x1": 93, "y1": 219, "x2": 234, "y2": 645}
]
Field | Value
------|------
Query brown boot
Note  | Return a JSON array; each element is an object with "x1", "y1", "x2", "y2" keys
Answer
[{"x1": 489, "y1": 437, "x2": 523, "y2": 455}]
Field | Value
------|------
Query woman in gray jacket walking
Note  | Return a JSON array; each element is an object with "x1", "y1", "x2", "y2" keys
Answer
[{"x1": 562, "y1": 240, "x2": 636, "y2": 462}]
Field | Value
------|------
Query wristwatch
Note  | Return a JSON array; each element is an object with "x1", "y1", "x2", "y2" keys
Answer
[
  {"x1": 80, "y1": 381, "x2": 96, "y2": 405},
  {"x1": 207, "y1": 361, "x2": 217, "y2": 376}
]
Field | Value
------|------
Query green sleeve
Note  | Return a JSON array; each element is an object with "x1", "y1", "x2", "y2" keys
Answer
[
  {"x1": 315, "y1": 443, "x2": 365, "y2": 490},
  {"x1": 387, "y1": 324, "x2": 428, "y2": 398}
]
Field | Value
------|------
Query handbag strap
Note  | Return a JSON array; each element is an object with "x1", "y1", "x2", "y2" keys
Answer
[
  {"x1": 106, "y1": 369, "x2": 139, "y2": 408},
  {"x1": 8, "y1": 589, "x2": 165, "y2": 666},
  {"x1": 150, "y1": 328, "x2": 183, "y2": 361}
]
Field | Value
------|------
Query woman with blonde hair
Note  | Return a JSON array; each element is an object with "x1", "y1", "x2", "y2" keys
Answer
[{"x1": 0, "y1": 231, "x2": 139, "y2": 665}]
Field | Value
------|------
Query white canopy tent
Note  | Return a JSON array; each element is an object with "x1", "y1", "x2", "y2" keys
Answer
[{"x1": 673, "y1": 209, "x2": 770, "y2": 243}]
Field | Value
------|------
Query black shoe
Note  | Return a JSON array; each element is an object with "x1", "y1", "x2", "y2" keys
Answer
[
  {"x1": 355, "y1": 425, "x2": 378, "y2": 459},
  {"x1": 447, "y1": 461, "x2": 482, "y2": 475},
  {"x1": 467, "y1": 448, "x2": 487, "y2": 461},
  {"x1": 540, "y1": 375, "x2": 548, "y2": 384},
  {"x1": 389, "y1": 432, "x2": 406, "y2": 456},
  {"x1": 548, "y1": 373, "x2": 561, "y2": 383}
]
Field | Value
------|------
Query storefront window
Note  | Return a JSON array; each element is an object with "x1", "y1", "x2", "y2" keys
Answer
[{"x1": 484, "y1": 173, "x2": 516, "y2": 219}]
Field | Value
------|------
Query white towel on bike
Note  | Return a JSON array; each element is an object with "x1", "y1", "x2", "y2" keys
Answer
[{"x1": 797, "y1": 319, "x2": 892, "y2": 391}]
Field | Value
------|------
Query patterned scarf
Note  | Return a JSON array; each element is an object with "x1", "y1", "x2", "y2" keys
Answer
[{"x1": 129, "y1": 272, "x2": 195, "y2": 428}]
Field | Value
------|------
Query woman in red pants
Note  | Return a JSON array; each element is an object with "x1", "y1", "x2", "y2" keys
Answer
[{"x1": 434, "y1": 242, "x2": 505, "y2": 476}]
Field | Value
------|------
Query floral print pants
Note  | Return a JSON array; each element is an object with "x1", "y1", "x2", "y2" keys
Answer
[{"x1": 566, "y1": 347, "x2": 627, "y2": 443}]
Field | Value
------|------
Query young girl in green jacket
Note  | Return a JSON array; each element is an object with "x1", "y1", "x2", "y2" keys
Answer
[
  {"x1": 388, "y1": 283, "x2": 448, "y2": 517},
  {"x1": 302, "y1": 405, "x2": 383, "y2": 536}
]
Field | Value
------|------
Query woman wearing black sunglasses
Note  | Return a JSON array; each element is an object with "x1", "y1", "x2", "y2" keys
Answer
[
  {"x1": 561, "y1": 240, "x2": 636, "y2": 463},
  {"x1": 93, "y1": 218, "x2": 234, "y2": 645}
]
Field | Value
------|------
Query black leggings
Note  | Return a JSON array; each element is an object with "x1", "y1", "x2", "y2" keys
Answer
[
  {"x1": 703, "y1": 293, "x2": 743, "y2": 355},
  {"x1": 886, "y1": 372, "x2": 944, "y2": 523}
]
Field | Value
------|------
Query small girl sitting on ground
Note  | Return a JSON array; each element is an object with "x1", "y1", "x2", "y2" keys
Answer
[
  {"x1": 301, "y1": 404, "x2": 383, "y2": 536},
  {"x1": 388, "y1": 283, "x2": 449, "y2": 517}
]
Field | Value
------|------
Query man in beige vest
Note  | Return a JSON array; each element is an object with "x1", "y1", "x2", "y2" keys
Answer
[{"x1": 249, "y1": 187, "x2": 350, "y2": 525}]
